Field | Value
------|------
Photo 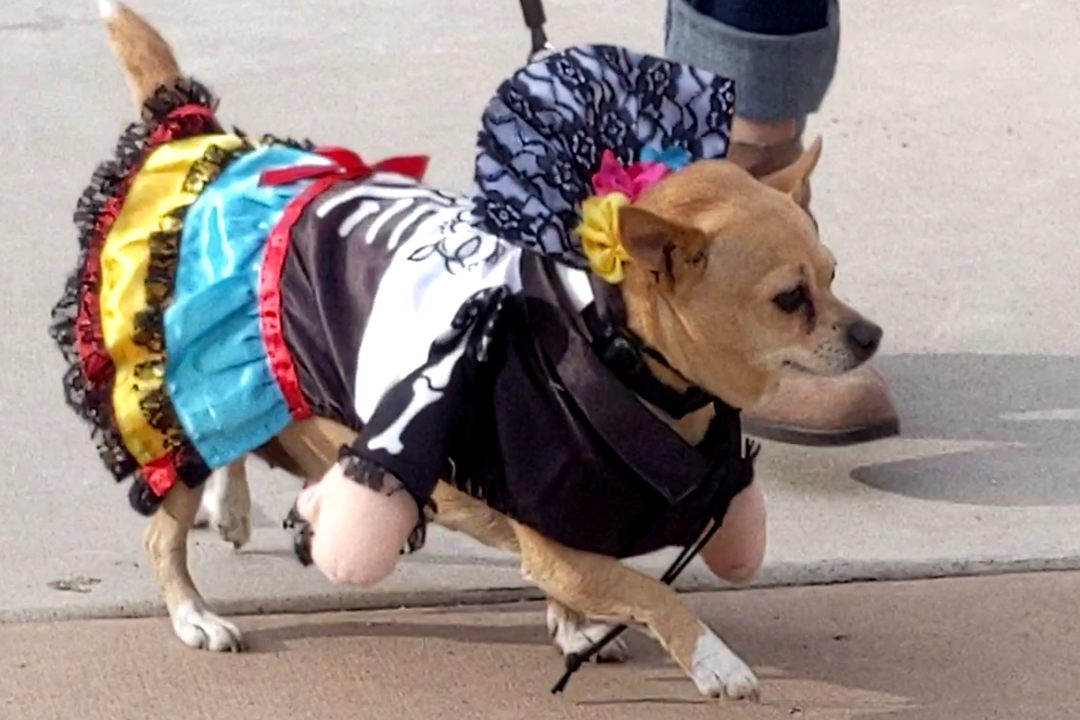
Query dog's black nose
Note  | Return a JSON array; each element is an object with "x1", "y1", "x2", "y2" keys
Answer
[{"x1": 846, "y1": 319, "x2": 883, "y2": 362}]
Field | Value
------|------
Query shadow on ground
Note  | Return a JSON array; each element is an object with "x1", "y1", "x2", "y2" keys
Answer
[
  {"x1": 852, "y1": 353, "x2": 1080, "y2": 507},
  {"x1": 233, "y1": 574, "x2": 1080, "y2": 719}
]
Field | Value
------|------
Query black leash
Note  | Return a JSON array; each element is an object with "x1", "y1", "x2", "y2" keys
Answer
[{"x1": 518, "y1": 0, "x2": 555, "y2": 62}]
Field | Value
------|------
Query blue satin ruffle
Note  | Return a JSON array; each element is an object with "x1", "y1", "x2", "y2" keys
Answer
[{"x1": 164, "y1": 144, "x2": 327, "y2": 469}]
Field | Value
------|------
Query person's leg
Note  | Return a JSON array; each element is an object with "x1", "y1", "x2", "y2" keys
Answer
[
  {"x1": 667, "y1": 0, "x2": 837, "y2": 165},
  {"x1": 666, "y1": 0, "x2": 898, "y2": 446}
]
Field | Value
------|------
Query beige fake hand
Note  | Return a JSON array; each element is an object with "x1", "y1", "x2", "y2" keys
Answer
[{"x1": 296, "y1": 462, "x2": 420, "y2": 587}]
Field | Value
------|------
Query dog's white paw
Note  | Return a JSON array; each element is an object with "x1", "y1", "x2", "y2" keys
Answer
[
  {"x1": 198, "y1": 465, "x2": 251, "y2": 550},
  {"x1": 172, "y1": 600, "x2": 244, "y2": 652},
  {"x1": 546, "y1": 603, "x2": 629, "y2": 663},
  {"x1": 688, "y1": 627, "x2": 759, "y2": 701}
]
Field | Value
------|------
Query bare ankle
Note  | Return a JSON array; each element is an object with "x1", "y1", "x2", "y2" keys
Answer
[
  {"x1": 731, "y1": 116, "x2": 798, "y2": 148},
  {"x1": 728, "y1": 117, "x2": 805, "y2": 178}
]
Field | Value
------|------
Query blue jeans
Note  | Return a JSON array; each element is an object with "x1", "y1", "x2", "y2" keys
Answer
[{"x1": 665, "y1": 0, "x2": 840, "y2": 122}]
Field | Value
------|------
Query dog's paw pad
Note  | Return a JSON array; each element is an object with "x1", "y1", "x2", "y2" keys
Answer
[
  {"x1": 547, "y1": 605, "x2": 629, "y2": 663},
  {"x1": 689, "y1": 628, "x2": 759, "y2": 701},
  {"x1": 172, "y1": 601, "x2": 244, "y2": 652}
]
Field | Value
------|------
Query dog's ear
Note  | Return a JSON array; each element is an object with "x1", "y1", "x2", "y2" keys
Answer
[
  {"x1": 618, "y1": 205, "x2": 709, "y2": 287},
  {"x1": 760, "y1": 136, "x2": 822, "y2": 210}
]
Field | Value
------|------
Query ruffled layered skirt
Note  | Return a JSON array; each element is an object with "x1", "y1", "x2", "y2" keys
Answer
[{"x1": 50, "y1": 80, "x2": 323, "y2": 514}]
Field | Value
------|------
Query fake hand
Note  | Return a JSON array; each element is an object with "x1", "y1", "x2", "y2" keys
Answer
[{"x1": 296, "y1": 461, "x2": 420, "y2": 587}]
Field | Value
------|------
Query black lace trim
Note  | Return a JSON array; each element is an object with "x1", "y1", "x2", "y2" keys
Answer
[
  {"x1": 337, "y1": 446, "x2": 437, "y2": 555},
  {"x1": 49, "y1": 77, "x2": 223, "y2": 487},
  {"x1": 128, "y1": 478, "x2": 166, "y2": 516},
  {"x1": 140, "y1": 76, "x2": 219, "y2": 124}
]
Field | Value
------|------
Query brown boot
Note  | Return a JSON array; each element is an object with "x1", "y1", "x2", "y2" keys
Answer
[
  {"x1": 728, "y1": 136, "x2": 900, "y2": 446},
  {"x1": 743, "y1": 365, "x2": 899, "y2": 446}
]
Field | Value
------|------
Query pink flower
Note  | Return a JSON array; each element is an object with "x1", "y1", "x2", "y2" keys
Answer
[{"x1": 590, "y1": 150, "x2": 672, "y2": 202}]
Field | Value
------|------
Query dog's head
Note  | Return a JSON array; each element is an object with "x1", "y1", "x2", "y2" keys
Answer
[{"x1": 616, "y1": 139, "x2": 882, "y2": 410}]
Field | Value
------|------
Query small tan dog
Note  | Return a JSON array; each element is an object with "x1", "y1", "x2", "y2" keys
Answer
[{"x1": 61, "y1": 0, "x2": 882, "y2": 702}]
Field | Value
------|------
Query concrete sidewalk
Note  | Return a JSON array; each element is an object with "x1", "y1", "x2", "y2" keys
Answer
[
  {"x1": 2, "y1": 0, "x2": 1080, "y2": 624},
  {"x1": 4, "y1": 572, "x2": 1078, "y2": 720}
]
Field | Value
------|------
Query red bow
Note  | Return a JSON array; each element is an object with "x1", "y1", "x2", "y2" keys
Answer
[{"x1": 260, "y1": 146, "x2": 429, "y2": 187}]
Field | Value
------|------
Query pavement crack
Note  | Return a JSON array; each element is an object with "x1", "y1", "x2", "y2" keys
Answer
[
  {"x1": 47, "y1": 576, "x2": 102, "y2": 594},
  {"x1": 0, "y1": 12, "x2": 96, "y2": 34}
]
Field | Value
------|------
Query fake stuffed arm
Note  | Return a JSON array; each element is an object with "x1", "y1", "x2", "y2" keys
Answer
[{"x1": 296, "y1": 460, "x2": 421, "y2": 587}]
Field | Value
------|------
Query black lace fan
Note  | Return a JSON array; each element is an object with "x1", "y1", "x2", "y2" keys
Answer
[{"x1": 471, "y1": 44, "x2": 736, "y2": 269}]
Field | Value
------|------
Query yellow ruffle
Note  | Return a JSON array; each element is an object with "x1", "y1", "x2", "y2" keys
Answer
[
  {"x1": 577, "y1": 192, "x2": 630, "y2": 285},
  {"x1": 100, "y1": 133, "x2": 246, "y2": 464}
]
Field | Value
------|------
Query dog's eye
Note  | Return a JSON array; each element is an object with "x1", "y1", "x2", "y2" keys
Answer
[{"x1": 773, "y1": 286, "x2": 807, "y2": 314}]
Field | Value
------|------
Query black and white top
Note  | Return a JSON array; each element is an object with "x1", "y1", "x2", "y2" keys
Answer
[
  {"x1": 276, "y1": 45, "x2": 756, "y2": 558},
  {"x1": 280, "y1": 172, "x2": 754, "y2": 558}
]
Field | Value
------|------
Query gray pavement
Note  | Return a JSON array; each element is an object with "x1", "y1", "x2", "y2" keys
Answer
[
  {"x1": 2, "y1": 0, "x2": 1079, "y2": 627},
  {"x1": 5, "y1": 573, "x2": 1080, "y2": 720}
]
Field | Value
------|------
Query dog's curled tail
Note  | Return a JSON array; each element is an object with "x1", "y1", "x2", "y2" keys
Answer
[{"x1": 97, "y1": 0, "x2": 182, "y2": 109}]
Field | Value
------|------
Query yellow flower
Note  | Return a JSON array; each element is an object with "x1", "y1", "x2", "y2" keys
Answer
[{"x1": 577, "y1": 192, "x2": 631, "y2": 284}]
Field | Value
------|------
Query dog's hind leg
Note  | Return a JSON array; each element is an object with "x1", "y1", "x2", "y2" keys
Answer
[
  {"x1": 145, "y1": 481, "x2": 244, "y2": 652},
  {"x1": 511, "y1": 520, "x2": 758, "y2": 701},
  {"x1": 195, "y1": 457, "x2": 252, "y2": 550},
  {"x1": 546, "y1": 600, "x2": 629, "y2": 663}
]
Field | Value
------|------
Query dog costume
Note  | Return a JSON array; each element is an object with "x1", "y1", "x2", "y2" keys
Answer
[{"x1": 51, "y1": 44, "x2": 757, "y2": 559}]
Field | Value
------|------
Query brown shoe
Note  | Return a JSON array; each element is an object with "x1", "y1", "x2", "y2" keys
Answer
[
  {"x1": 743, "y1": 365, "x2": 899, "y2": 446},
  {"x1": 728, "y1": 137, "x2": 900, "y2": 445}
]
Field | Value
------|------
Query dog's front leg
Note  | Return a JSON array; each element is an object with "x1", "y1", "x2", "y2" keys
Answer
[
  {"x1": 511, "y1": 520, "x2": 759, "y2": 701},
  {"x1": 144, "y1": 481, "x2": 243, "y2": 652},
  {"x1": 429, "y1": 484, "x2": 628, "y2": 662}
]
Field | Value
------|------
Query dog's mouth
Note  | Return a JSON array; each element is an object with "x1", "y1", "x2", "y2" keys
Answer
[
  {"x1": 780, "y1": 355, "x2": 863, "y2": 377},
  {"x1": 781, "y1": 359, "x2": 819, "y2": 375}
]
